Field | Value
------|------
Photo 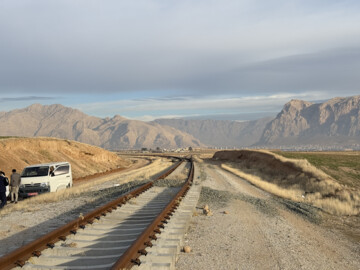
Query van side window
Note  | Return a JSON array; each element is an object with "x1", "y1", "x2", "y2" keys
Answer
[{"x1": 54, "y1": 165, "x2": 70, "y2": 176}]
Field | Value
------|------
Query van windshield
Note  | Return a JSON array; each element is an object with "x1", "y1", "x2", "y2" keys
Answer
[{"x1": 21, "y1": 166, "x2": 49, "y2": 177}]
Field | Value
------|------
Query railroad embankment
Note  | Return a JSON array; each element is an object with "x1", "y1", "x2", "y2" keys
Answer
[
  {"x1": 0, "y1": 137, "x2": 130, "y2": 179},
  {"x1": 214, "y1": 150, "x2": 360, "y2": 215}
]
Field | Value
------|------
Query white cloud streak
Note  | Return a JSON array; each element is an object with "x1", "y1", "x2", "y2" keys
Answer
[{"x1": 75, "y1": 91, "x2": 334, "y2": 120}]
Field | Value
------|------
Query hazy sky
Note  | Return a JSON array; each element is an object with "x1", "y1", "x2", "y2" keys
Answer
[{"x1": 0, "y1": 0, "x2": 359, "y2": 120}]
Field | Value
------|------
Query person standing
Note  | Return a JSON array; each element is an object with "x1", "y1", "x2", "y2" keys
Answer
[
  {"x1": 0, "y1": 171, "x2": 9, "y2": 209},
  {"x1": 49, "y1": 166, "x2": 55, "y2": 176},
  {"x1": 10, "y1": 169, "x2": 21, "y2": 204}
]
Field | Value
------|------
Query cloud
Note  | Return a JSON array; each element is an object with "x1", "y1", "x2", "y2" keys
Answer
[
  {"x1": 0, "y1": 96, "x2": 56, "y2": 102},
  {"x1": 188, "y1": 47, "x2": 360, "y2": 94},
  {"x1": 0, "y1": 1, "x2": 359, "y2": 96},
  {"x1": 75, "y1": 91, "x2": 335, "y2": 119},
  {"x1": 133, "y1": 114, "x2": 187, "y2": 122}
]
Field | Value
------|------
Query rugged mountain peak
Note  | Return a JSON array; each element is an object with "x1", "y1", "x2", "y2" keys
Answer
[
  {"x1": 320, "y1": 95, "x2": 360, "y2": 110},
  {"x1": 111, "y1": 115, "x2": 127, "y2": 122},
  {"x1": 283, "y1": 99, "x2": 313, "y2": 112},
  {"x1": 26, "y1": 103, "x2": 45, "y2": 112},
  {"x1": 25, "y1": 103, "x2": 76, "y2": 115}
]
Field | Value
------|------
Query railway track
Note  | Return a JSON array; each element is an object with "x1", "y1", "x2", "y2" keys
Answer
[{"x1": 0, "y1": 157, "x2": 195, "y2": 270}]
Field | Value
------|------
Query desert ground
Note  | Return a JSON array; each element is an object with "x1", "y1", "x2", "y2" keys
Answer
[{"x1": 0, "y1": 144, "x2": 359, "y2": 269}]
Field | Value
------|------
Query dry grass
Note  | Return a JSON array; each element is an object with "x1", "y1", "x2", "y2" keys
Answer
[
  {"x1": 167, "y1": 168, "x2": 189, "y2": 181},
  {"x1": 163, "y1": 161, "x2": 190, "y2": 182},
  {"x1": 128, "y1": 198, "x2": 138, "y2": 205},
  {"x1": 193, "y1": 155, "x2": 204, "y2": 163},
  {"x1": 217, "y1": 150, "x2": 360, "y2": 216},
  {"x1": 222, "y1": 164, "x2": 304, "y2": 201},
  {"x1": 192, "y1": 211, "x2": 199, "y2": 217},
  {"x1": 0, "y1": 158, "x2": 172, "y2": 216},
  {"x1": 125, "y1": 157, "x2": 173, "y2": 181},
  {"x1": 167, "y1": 172, "x2": 188, "y2": 181},
  {"x1": 61, "y1": 242, "x2": 77, "y2": 248},
  {"x1": 272, "y1": 151, "x2": 360, "y2": 189}
]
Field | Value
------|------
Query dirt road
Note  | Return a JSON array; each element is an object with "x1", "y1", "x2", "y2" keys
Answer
[
  {"x1": 73, "y1": 156, "x2": 151, "y2": 186},
  {"x1": 176, "y1": 162, "x2": 360, "y2": 270}
]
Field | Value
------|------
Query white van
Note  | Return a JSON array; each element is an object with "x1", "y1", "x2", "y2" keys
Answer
[{"x1": 19, "y1": 162, "x2": 72, "y2": 197}]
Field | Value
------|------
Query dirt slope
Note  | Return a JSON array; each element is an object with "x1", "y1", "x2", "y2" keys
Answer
[
  {"x1": 213, "y1": 150, "x2": 360, "y2": 215},
  {"x1": 0, "y1": 137, "x2": 130, "y2": 179}
]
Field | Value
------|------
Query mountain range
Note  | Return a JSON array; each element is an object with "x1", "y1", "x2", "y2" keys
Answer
[
  {"x1": 0, "y1": 95, "x2": 359, "y2": 149},
  {"x1": 257, "y1": 95, "x2": 360, "y2": 147},
  {"x1": 0, "y1": 104, "x2": 203, "y2": 149}
]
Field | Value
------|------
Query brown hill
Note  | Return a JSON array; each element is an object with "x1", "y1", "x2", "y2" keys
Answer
[
  {"x1": 257, "y1": 96, "x2": 360, "y2": 146},
  {"x1": 93, "y1": 117, "x2": 204, "y2": 150},
  {"x1": 0, "y1": 137, "x2": 130, "y2": 178},
  {"x1": 0, "y1": 104, "x2": 203, "y2": 149}
]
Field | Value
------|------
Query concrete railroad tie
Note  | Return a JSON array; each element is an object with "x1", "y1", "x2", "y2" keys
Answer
[{"x1": 134, "y1": 185, "x2": 201, "y2": 270}]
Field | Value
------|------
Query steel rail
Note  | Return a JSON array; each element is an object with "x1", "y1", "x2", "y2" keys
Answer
[
  {"x1": 111, "y1": 158, "x2": 194, "y2": 269},
  {"x1": 0, "y1": 158, "x2": 184, "y2": 270}
]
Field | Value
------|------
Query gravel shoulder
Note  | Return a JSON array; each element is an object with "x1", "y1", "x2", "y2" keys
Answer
[{"x1": 176, "y1": 162, "x2": 360, "y2": 270}]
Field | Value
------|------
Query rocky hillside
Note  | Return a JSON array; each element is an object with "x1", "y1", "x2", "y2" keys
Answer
[
  {"x1": 0, "y1": 104, "x2": 203, "y2": 149},
  {"x1": 0, "y1": 137, "x2": 130, "y2": 178},
  {"x1": 258, "y1": 96, "x2": 360, "y2": 146},
  {"x1": 154, "y1": 118, "x2": 272, "y2": 147}
]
